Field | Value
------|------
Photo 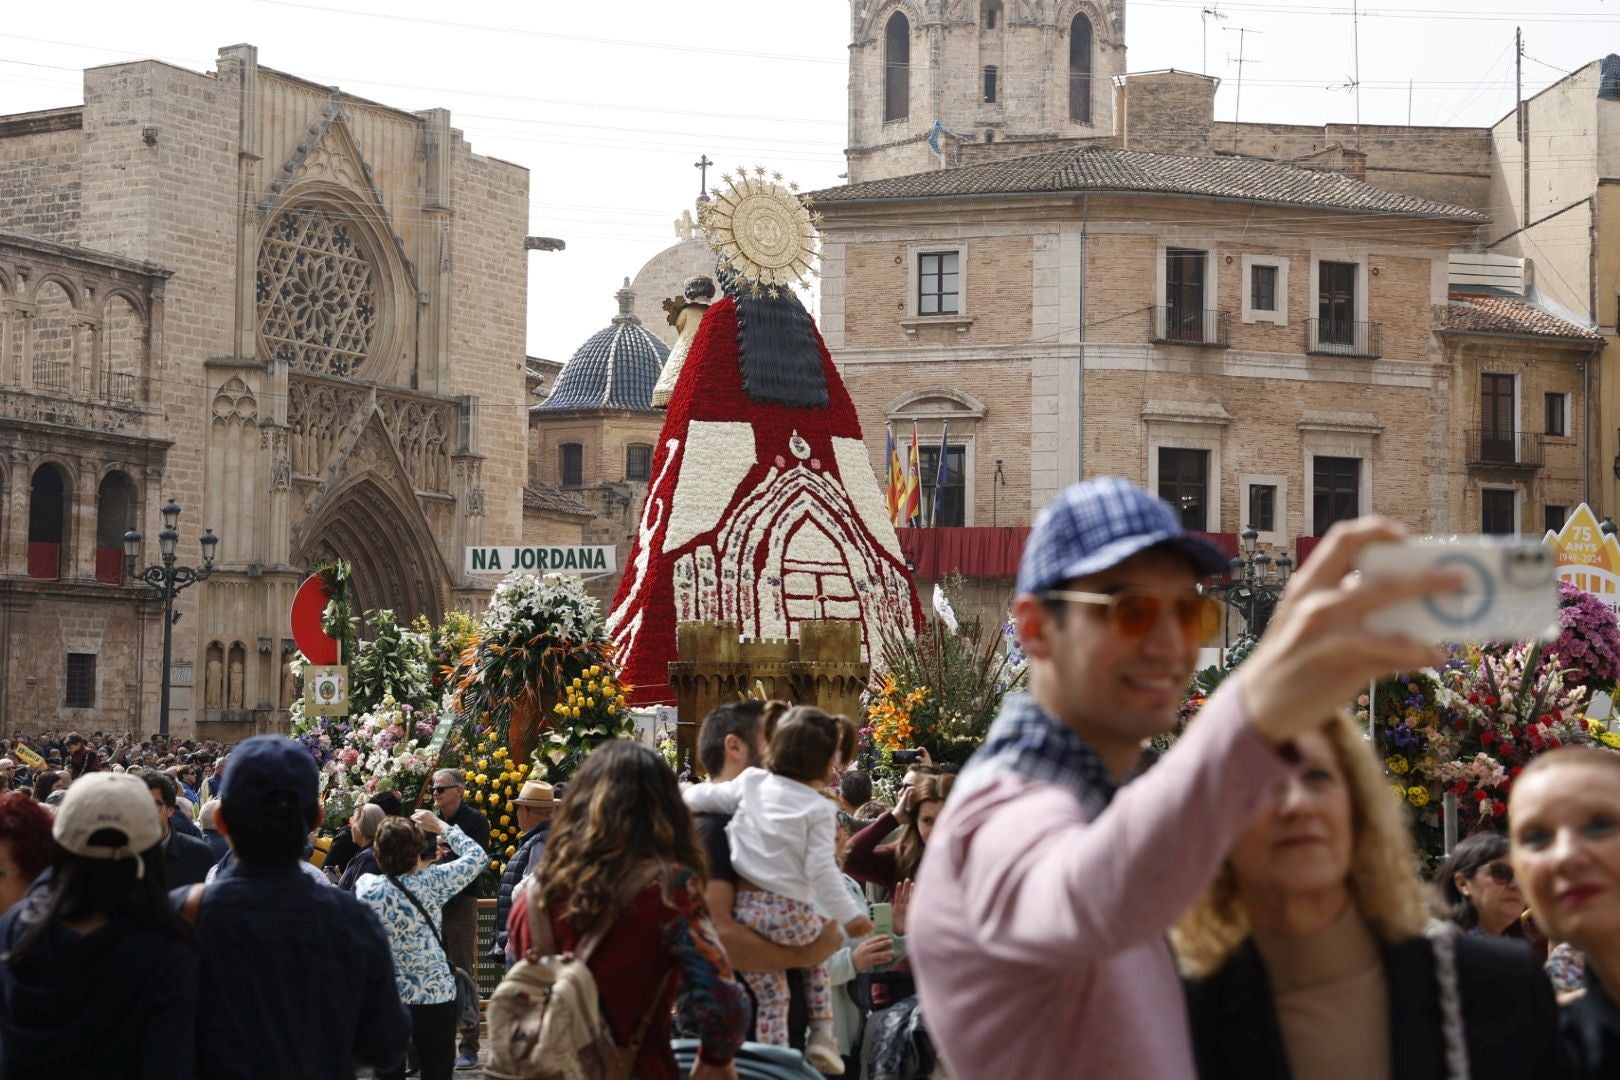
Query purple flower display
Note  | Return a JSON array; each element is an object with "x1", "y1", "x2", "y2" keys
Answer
[{"x1": 1547, "y1": 580, "x2": 1620, "y2": 693}]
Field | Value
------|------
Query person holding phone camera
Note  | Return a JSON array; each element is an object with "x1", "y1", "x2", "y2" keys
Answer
[
  {"x1": 907, "y1": 477, "x2": 1459, "y2": 1080},
  {"x1": 845, "y1": 772, "x2": 953, "y2": 897}
]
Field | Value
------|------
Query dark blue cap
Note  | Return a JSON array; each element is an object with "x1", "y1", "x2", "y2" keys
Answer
[
  {"x1": 1017, "y1": 476, "x2": 1231, "y2": 596},
  {"x1": 219, "y1": 735, "x2": 319, "y2": 813}
]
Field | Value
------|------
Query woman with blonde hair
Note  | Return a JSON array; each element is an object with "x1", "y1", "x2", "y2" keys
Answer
[
  {"x1": 1510, "y1": 746, "x2": 1620, "y2": 1076},
  {"x1": 1178, "y1": 711, "x2": 1563, "y2": 1079}
]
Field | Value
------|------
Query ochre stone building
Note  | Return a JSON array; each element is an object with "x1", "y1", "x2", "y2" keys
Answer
[
  {"x1": 0, "y1": 45, "x2": 555, "y2": 737},
  {"x1": 824, "y1": 14, "x2": 1610, "y2": 625}
]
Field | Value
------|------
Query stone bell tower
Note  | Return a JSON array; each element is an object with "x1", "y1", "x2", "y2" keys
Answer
[{"x1": 846, "y1": 0, "x2": 1128, "y2": 184}]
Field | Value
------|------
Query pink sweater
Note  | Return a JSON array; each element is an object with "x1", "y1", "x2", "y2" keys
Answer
[{"x1": 909, "y1": 688, "x2": 1293, "y2": 1079}]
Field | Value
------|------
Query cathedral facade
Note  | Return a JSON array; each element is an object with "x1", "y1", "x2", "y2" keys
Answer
[{"x1": 0, "y1": 46, "x2": 531, "y2": 737}]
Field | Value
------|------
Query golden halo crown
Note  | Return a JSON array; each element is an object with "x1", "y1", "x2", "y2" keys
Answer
[{"x1": 698, "y1": 167, "x2": 823, "y2": 298}]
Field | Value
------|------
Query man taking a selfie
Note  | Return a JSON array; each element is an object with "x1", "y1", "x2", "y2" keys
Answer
[{"x1": 909, "y1": 477, "x2": 1456, "y2": 1079}]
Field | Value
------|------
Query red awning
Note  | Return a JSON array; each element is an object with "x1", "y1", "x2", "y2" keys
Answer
[
  {"x1": 894, "y1": 527, "x2": 1031, "y2": 580},
  {"x1": 894, "y1": 528, "x2": 1239, "y2": 581}
]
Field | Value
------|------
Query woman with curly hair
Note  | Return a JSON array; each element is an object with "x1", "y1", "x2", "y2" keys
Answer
[
  {"x1": 1176, "y1": 711, "x2": 1564, "y2": 1079},
  {"x1": 507, "y1": 740, "x2": 748, "y2": 1080}
]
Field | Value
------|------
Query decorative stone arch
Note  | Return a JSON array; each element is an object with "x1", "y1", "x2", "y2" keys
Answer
[
  {"x1": 0, "y1": 263, "x2": 14, "y2": 301},
  {"x1": 94, "y1": 469, "x2": 138, "y2": 583},
  {"x1": 292, "y1": 474, "x2": 449, "y2": 624},
  {"x1": 25, "y1": 272, "x2": 84, "y2": 312},
  {"x1": 862, "y1": 0, "x2": 925, "y2": 39},
  {"x1": 885, "y1": 387, "x2": 988, "y2": 421},
  {"x1": 98, "y1": 287, "x2": 150, "y2": 326},
  {"x1": 254, "y1": 182, "x2": 414, "y2": 385},
  {"x1": 98, "y1": 289, "x2": 149, "y2": 403},
  {"x1": 1057, "y1": 0, "x2": 1116, "y2": 40},
  {"x1": 26, "y1": 456, "x2": 76, "y2": 580}
]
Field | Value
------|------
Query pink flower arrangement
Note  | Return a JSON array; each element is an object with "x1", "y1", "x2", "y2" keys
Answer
[{"x1": 1546, "y1": 581, "x2": 1620, "y2": 693}]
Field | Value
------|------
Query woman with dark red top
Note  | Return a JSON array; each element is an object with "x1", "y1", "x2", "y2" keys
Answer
[
  {"x1": 844, "y1": 773, "x2": 954, "y2": 894},
  {"x1": 507, "y1": 741, "x2": 748, "y2": 1080}
]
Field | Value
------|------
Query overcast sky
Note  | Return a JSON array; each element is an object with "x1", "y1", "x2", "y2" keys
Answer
[{"x1": 2, "y1": 1, "x2": 1616, "y2": 362}]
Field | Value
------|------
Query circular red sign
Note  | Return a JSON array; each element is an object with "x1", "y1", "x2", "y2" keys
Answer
[{"x1": 289, "y1": 574, "x2": 340, "y2": 666}]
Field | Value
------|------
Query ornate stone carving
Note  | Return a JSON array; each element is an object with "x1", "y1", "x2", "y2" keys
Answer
[
  {"x1": 287, "y1": 377, "x2": 366, "y2": 479},
  {"x1": 377, "y1": 395, "x2": 453, "y2": 494},
  {"x1": 298, "y1": 140, "x2": 365, "y2": 190},
  {"x1": 256, "y1": 207, "x2": 377, "y2": 377},
  {"x1": 212, "y1": 377, "x2": 258, "y2": 426}
]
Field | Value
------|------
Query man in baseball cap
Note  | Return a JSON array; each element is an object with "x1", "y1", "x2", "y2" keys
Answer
[
  {"x1": 180, "y1": 736, "x2": 409, "y2": 1079},
  {"x1": 908, "y1": 477, "x2": 1455, "y2": 1079}
]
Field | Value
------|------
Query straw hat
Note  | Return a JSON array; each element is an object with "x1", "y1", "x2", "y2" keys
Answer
[{"x1": 511, "y1": 780, "x2": 556, "y2": 807}]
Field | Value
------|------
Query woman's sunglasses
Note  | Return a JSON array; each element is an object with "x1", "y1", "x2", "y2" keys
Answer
[
  {"x1": 1478, "y1": 861, "x2": 1515, "y2": 886},
  {"x1": 1040, "y1": 586, "x2": 1223, "y2": 642}
]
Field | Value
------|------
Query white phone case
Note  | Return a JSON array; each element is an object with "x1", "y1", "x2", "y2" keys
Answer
[{"x1": 1358, "y1": 537, "x2": 1560, "y2": 644}]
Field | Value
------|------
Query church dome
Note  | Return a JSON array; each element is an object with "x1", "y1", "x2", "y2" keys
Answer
[{"x1": 541, "y1": 279, "x2": 670, "y2": 411}]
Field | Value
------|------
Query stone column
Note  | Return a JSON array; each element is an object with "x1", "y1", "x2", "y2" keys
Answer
[
  {"x1": 74, "y1": 459, "x2": 99, "y2": 581},
  {"x1": 16, "y1": 312, "x2": 32, "y2": 391},
  {"x1": 83, "y1": 320, "x2": 102, "y2": 399},
  {"x1": 4, "y1": 451, "x2": 29, "y2": 574}
]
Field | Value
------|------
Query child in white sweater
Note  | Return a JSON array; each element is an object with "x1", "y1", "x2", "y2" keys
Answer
[{"x1": 684, "y1": 706, "x2": 872, "y2": 1074}]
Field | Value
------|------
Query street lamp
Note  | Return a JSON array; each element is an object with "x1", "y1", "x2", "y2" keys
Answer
[
  {"x1": 1210, "y1": 525, "x2": 1293, "y2": 644},
  {"x1": 125, "y1": 500, "x2": 218, "y2": 736}
]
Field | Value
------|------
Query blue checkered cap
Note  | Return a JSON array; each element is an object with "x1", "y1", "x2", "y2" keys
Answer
[{"x1": 1017, "y1": 476, "x2": 1231, "y2": 596}]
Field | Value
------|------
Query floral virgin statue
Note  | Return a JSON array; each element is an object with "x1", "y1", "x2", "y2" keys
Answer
[{"x1": 608, "y1": 169, "x2": 920, "y2": 704}]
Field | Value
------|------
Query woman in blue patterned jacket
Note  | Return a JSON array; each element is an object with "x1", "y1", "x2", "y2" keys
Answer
[{"x1": 357, "y1": 808, "x2": 485, "y2": 1080}]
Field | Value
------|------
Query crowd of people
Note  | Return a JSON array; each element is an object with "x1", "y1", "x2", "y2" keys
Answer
[{"x1": 1, "y1": 476, "x2": 1619, "y2": 1078}]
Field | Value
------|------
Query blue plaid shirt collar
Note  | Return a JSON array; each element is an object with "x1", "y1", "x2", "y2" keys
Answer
[{"x1": 956, "y1": 693, "x2": 1118, "y2": 821}]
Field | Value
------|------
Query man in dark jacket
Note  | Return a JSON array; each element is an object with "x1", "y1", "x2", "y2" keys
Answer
[
  {"x1": 489, "y1": 779, "x2": 556, "y2": 962},
  {"x1": 178, "y1": 736, "x2": 409, "y2": 1079},
  {"x1": 432, "y1": 768, "x2": 489, "y2": 1069},
  {"x1": 143, "y1": 770, "x2": 215, "y2": 888}
]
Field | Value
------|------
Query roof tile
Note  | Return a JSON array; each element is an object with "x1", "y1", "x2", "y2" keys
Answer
[
  {"x1": 1444, "y1": 292, "x2": 1602, "y2": 341},
  {"x1": 522, "y1": 485, "x2": 594, "y2": 518},
  {"x1": 809, "y1": 145, "x2": 1487, "y2": 222}
]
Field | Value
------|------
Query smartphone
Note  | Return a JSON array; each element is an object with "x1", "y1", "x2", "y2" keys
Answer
[
  {"x1": 891, "y1": 749, "x2": 922, "y2": 766},
  {"x1": 871, "y1": 902, "x2": 894, "y2": 937},
  {"x1": 1358, "y1": 537, "x2": 1559, "y2": 644}
]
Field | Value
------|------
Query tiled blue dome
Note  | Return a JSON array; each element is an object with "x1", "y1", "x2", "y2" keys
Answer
[{"x1": 541, "y1": 279, "x2": 670, "y2": 411}]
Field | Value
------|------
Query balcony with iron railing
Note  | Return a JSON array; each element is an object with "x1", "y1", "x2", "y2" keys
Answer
[
  {"x1": 32, "y1": 359, "x2": 68, "y2": 394},
  {"x1": 102, "y1": 370, "x2": 140, "y2": 404},
  {"x1": 1306, "y1": 318, "x2": 1382, "y2": 358},
  {"x1": 1464, "y1": 429, "x2": 1544, "y2": 470},
  {"x1": 1149, "y1": 306, "x2": 1231, "y2": 348}
]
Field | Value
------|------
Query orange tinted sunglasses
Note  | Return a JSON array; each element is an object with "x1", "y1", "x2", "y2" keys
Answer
[{"x1": 1041, "y1": 586, "x2": 1222, "y2": 641}]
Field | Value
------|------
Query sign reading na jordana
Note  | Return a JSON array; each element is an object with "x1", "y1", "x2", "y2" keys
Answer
[{"x1": 465, "y1": 545, "x2": 617, "y2": 575}]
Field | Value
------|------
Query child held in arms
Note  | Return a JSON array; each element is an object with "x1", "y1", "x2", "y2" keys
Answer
[{"x1": 683, "y1": 706, "x2": 872, "y2": 1075}]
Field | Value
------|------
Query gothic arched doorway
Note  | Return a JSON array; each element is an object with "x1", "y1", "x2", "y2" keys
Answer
[{"x1": 292, "y1": 477, "x2": 449, "y2": 625}]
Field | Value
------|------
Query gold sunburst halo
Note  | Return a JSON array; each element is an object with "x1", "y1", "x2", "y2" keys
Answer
[{"x1": 698, "y1": 169, "x2": 820, "y2": 293}]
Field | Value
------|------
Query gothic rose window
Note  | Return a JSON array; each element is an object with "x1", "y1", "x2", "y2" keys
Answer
[{"x1": 256, "y1": 207, "x2": 378, "y2": 376}]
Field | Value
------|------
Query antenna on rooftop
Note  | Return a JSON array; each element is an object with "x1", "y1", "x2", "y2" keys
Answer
[
  {"x1": 1225, "y1": 25, "x2": 1262, "y2": 146},
  {"x1": 1201, "y1": 5, "x2": 1227, "y2": 77},
  {"x1": 1351, "y1": 0, "x2": 1362, "y2": 147}
]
